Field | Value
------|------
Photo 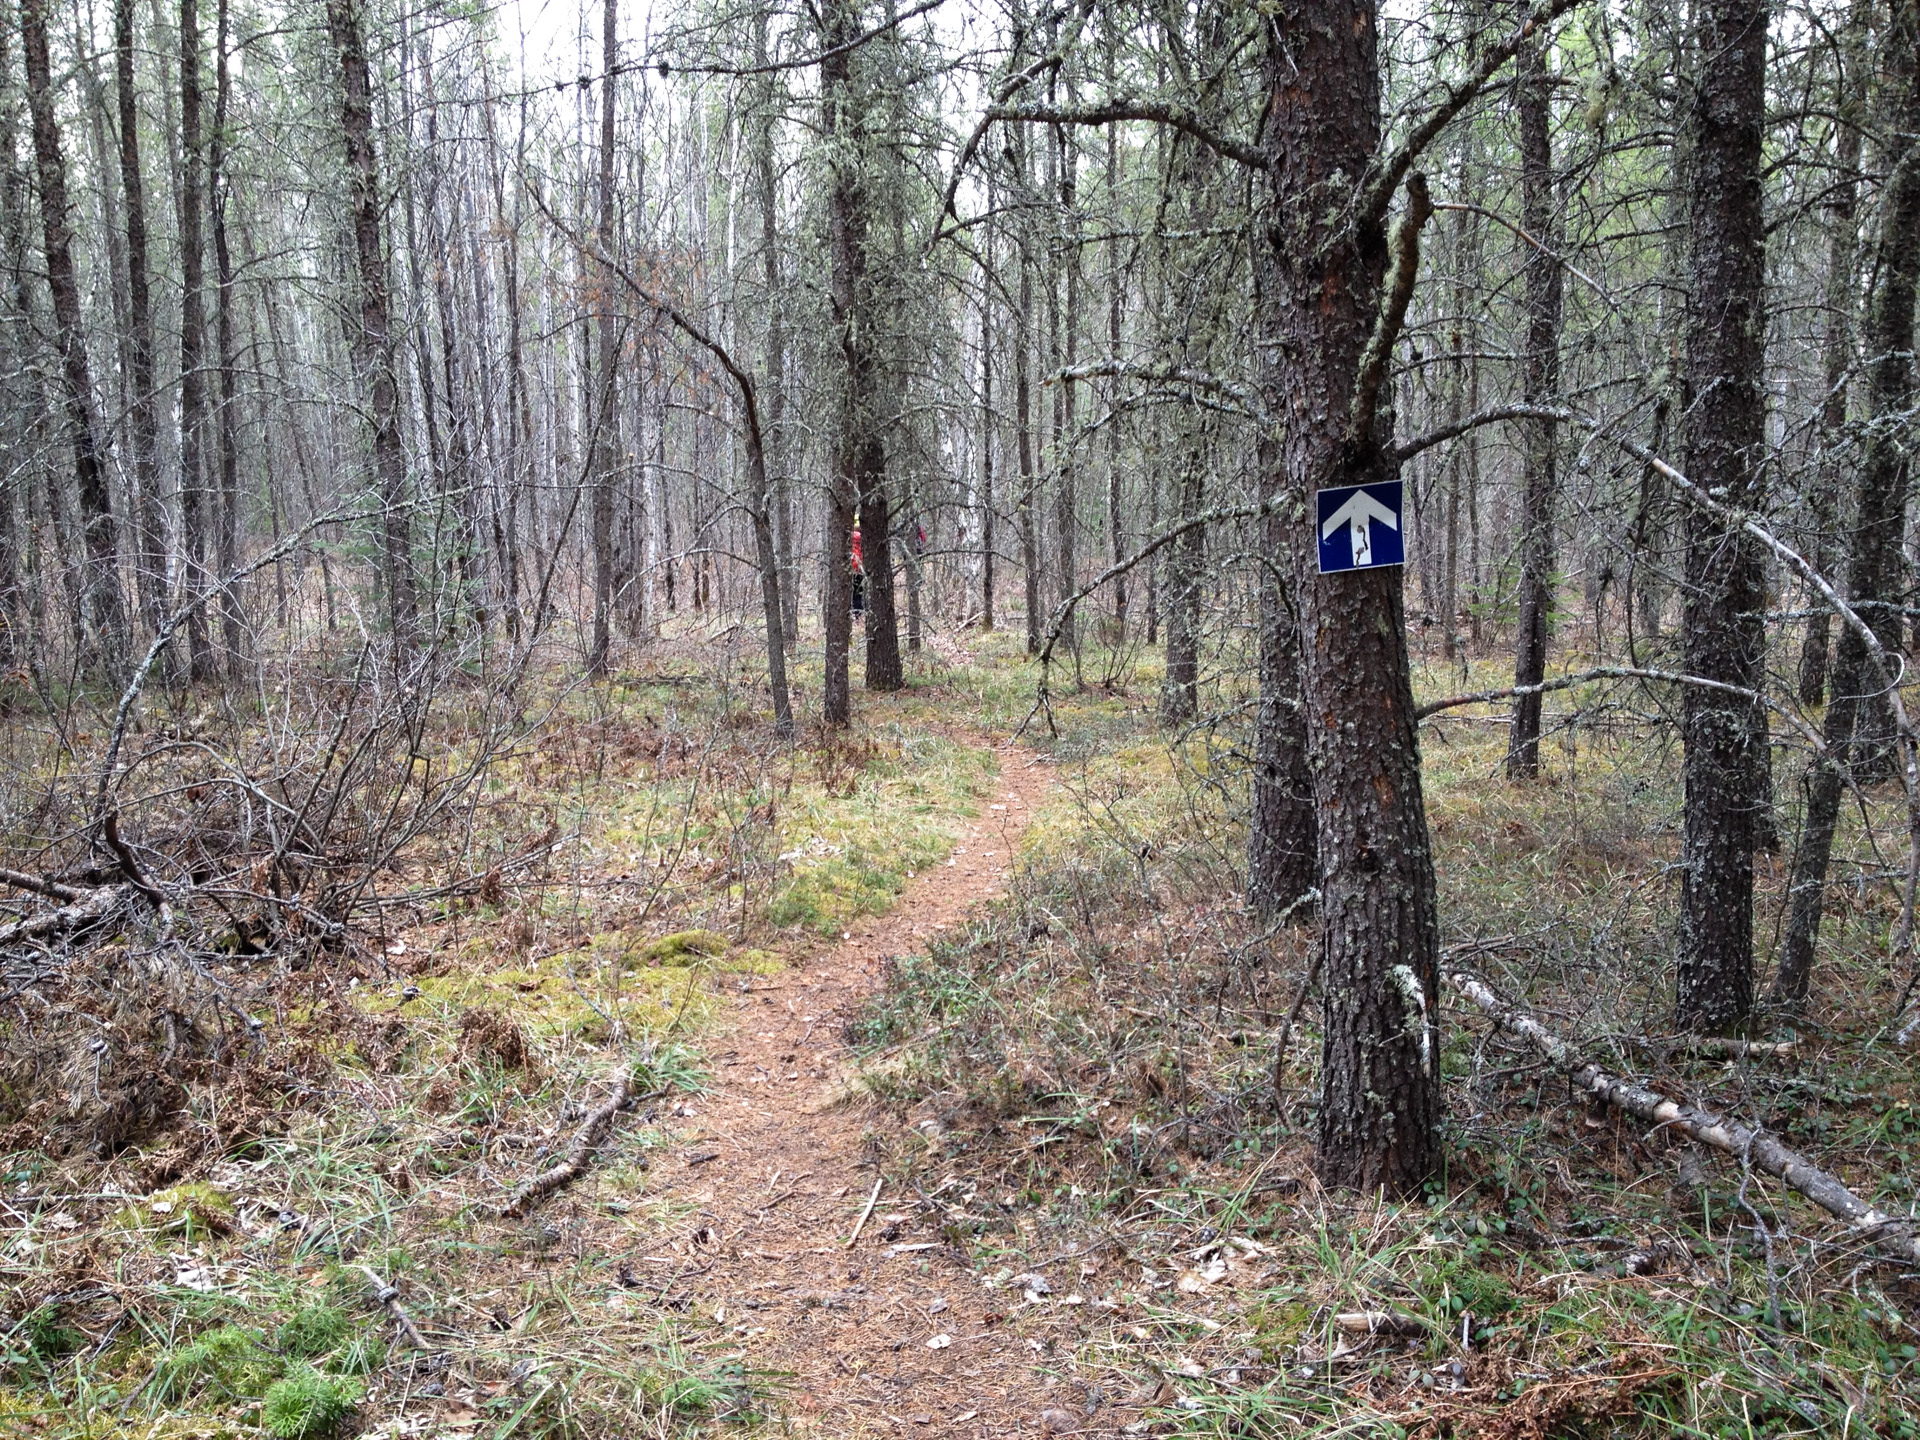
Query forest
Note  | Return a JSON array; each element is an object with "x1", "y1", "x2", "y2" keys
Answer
[{"x1": 0, "y1": 0, "x2": 1917, "y2": 1432}]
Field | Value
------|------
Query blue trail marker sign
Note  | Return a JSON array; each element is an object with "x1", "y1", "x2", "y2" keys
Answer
[{"x1": 1316, "y1": 479, "x2": 1405, "y2": 574}]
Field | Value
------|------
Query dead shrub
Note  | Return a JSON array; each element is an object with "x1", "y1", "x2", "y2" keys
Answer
[{"x1": 459, "y1": 1007, "x2": 536, "y2": 1072}]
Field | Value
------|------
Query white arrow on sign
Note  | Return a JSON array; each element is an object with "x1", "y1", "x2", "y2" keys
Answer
[{"x1": 1321, "y1": 488, "x2": 1399, "y2": 566}]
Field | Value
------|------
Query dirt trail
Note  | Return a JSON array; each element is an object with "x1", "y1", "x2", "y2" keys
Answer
[{"x1": 648, "y1": 740, "x2": 1058, "y2": 1437}]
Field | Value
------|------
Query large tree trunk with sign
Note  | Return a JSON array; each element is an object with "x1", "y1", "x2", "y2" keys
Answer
[
  {"x1": 1675, "y1": 0, "x2": 1769, "y2": 1033},
  {"x1": 1257, "y1": 0, "x2": 1441, "y2": 1194}
]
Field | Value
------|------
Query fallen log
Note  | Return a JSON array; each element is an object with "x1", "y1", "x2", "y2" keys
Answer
[
  {"x1": 0, "y1": 884, "x2": 130, "y2": 948},
  {"x1": 1617, "y1": 1034, "x2": 1796, "y2": 1061},
  {"x1": 499, "y1": 1073, "x2": 635, "y2": 1217},
  {"x1": 0, "y1": 869, "x2": 88, "y2": 903},
  {"x1": 1445, "y1": 969, "x2": 1920, "y2": 1264}
]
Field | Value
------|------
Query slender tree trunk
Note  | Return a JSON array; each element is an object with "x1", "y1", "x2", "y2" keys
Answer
[
  {"x1": 177, "y1": 0, "x2": 214, "y2": 678},
  {"x1": 587, "y1": 0, "x2": 619, "y2": 677},
  {"x1": 1159, "y1": 449, "x2": 1203, "y2": 725},
  {"x1": 752, "y1": 9, "x2": 796, "y2": 645},
  {"x1": 211, "y1": 0, "x2": 243, "y2": 674},
  {"x1": 1775, "y1": 0, "x2": 1920, "y2": 1010},
  {"x1": 1016, "y1": 229, "x2": 1040, "y2": 654},
  {"x1": 1258, "y1": 0, "x2": 1441, "y2": 1193},
  {"x1": 1505, "y1": 23, "x2": 1563, "y2": 778},
  {"x1": 1797, "y1": 13, "x2": 1866, "y2": 709},
  {"x1": 115, "y1": 0, "x2": 166, "y2": 640},
  {"x1": 979, "y1": 244, "x2": 996, "y2": 631},
  {"x1": 820, "y1": 0, "x2": 863, "y2": 722},
  {"x1": 1104, "y1": 38, "x2": 1126, "y2": 636},
  {"x1": 1052, "y1": 120, "x2": 1079, "y2": 659},
  {"x1": 1676, "y1": 0, "x2": 1770, "y2": 1033},
  {"x1": 21, "y1": 0, "x2": 126, "y2": 673},
  {"x1": 327, "y1": 0, "x2": 416, "y2": 646}
]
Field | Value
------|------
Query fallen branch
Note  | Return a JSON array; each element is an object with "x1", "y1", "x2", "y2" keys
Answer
[
  {"x1": 499, "y1": 1073, "x2": 634, "y2": 1217},
  {"x1": 1617, "y1": 1034, "x2": 1796, "y2": 1061},
  {"x1": 0, "y1": 869, "x2": 87, "y2": 903},
  {"x1": 1332, "y1": 1309, "x2": 1431, "y2": 1336},
  {"x1": 356, "y1": 1264, "x2": 433, "y2": 1350},
  {"x1": 0, "y1": 884, "x2": 130, "y2": 948},
  {"x1": 846, "y1": 1178, "x2": 884, "y2": 1248},
  {"x1": 1446, "y1": 969, "x2": 1920, "y2": 1264}
]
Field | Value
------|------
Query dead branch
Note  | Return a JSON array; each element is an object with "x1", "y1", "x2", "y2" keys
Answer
[
  {"x1": 1332, "y1": 1309, "x2": 1431, "y2": 1336},
  {"x1": 1618, "y1": 1034, "x2": 1797, "y2": 1061},
  {"x1": 0, "y1": 884, "x2": 131, "y2": 947},
  {"x1": 0, "y1": 869, "x2": 87, "y2": 903},
  {"x1": 1446, "y1": 968, "x2": 1920, "y2": 1264},
  {"x1": 499, "y1": 1073, "x2": 634, "y2": 1217},
  {"x1": 356, "y1": 1264, "x2": 433, "y2": 1350}
]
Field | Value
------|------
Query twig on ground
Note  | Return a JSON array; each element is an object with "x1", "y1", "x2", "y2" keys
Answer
[
  {"x1": 357, "y1": 1264, "x2": 434, "y2": 1350},
  {"x1": 846, "y1": 1178, "x2": 884, "y2": 1248},
  {"x1": 499, "y1": 1073, "x2": 640, "y2": 1217}
]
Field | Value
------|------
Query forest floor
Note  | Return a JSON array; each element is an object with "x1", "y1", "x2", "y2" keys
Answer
[{"x1": 2, "y1": 627, "x2": 1918, "y2": 1438}]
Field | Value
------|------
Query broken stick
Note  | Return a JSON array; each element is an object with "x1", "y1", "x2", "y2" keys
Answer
[
  {"x1": 1446, "y1": 969, "x2": 1920, "y2": 1264},
  {"x1": 357, "y1": 1264, "x2": 433, "y2": 1350},
  {"x1": 500, "y1": 1073, "x2": 634, "y2": 1218}
]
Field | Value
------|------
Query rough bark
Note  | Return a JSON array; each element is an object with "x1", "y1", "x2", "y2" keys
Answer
[
  {"x1": 1505, "y1": 22, "x2": 1563, "y2": 779},
  {"x1": 1676, "y1": 0, "x2": 1770, "y2": 1033},
  {"x1": 21, "y1": 0, "x2": 127, "y2": 672},
  {"x1": 1258, "y1": 0, "x2": 1441, "y2": 1193},
  {"x1": 1247, "y1": 524, "x2": 1317, "y2": 919}
]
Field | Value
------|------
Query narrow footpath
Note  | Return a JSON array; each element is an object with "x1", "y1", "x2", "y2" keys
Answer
[{"x1": 646, "y1": 741, "x2": 1063, "y2": 1437}]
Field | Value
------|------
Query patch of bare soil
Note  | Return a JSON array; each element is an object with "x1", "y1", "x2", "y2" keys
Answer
[{"x1": 647, "y1": 743, "x2": 1066, "y2": 1438}]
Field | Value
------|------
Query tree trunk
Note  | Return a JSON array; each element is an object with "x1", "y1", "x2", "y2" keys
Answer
[
  {"x1": 1676, "y1": 0, "x2": 1770, "y2": 1033},
  {"x1": 114, "y1": 0, "x2": 167, "y2": 641},
  {"x1": 1159, "y1": 450, "x2": 1203, "y2": 725},
  {"x1": 1258, "y1": 0, "x2": 1441, "y2": 1193},
  {"x1": 327, "y1": 0, "x2": 415, "y2": 646},
  {"x1": 177, "y1": 0, "x2": 215, "y2": 679},
  {"x1": 752, "y1": 9, "x2": 796, "y2": 645},
  {"x1": 211, "y1": 0, "x2": 243, "y2": 674},
  {"x1": 1051, "y1": 117, "x2": 1079, "y2": 660},
  {"x1": 1797, "y1": 10, "x2": 1867, "y2": 710},
  {"x1": 1505, "y1": 22, "x2": 1563, "y2": 778},
  {"x1": 979, "y1": 239, "x2": 996, "y2": 631},
  {"x1": 820, "y1": 0, "x2": 862, "y2": 723},
  {"x1": 21, "y1": 0, "x2": 126, "y2": 674},
  {"x1": 587, "y1": 0, "x2": 619, "y2": 678},
  {"x1": 1016, "y1": 226, "x2": 1041, "y2": 654},
  {"x1": 1774, "y1": 0, "x2": 1920, "y2": 1011},
  {"x1": 1247, "y1": 512, "x2": 1318, "y2": 919}
]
